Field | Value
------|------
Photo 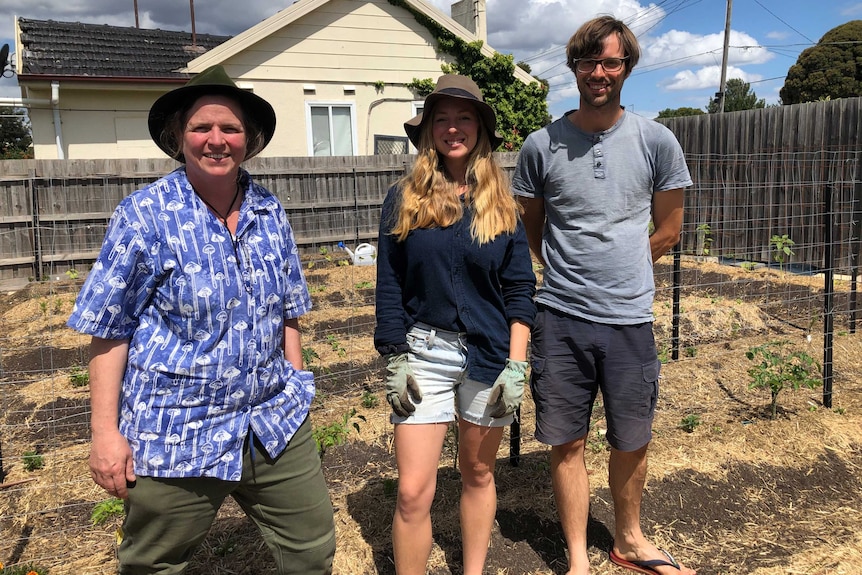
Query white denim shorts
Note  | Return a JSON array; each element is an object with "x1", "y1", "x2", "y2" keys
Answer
[{"x1": 391, "y1": 322, "x2": 513, "y2": 428}]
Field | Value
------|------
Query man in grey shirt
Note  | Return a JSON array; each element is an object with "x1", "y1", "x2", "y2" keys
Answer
[{"x1": 513, "y1": 15, "x2": 696, "y2": 575}]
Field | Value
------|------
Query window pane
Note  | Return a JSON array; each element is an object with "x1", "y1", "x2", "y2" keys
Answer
[
  {"x1": 310, "y1": 107, "x2": 331, "y2": 156},
  {"x1": 331, "y1": 107, "x2": 353, "y2": 156}
]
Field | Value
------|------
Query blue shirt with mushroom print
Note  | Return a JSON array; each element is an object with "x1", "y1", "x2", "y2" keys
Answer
[{"x1": 68, "y1": 167, "x2": 314, "y2": 481}]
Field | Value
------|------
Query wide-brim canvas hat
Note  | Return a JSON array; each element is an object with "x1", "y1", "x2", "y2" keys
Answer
[
  {"x1": 404, "y1": 74, "x2": 504, "y2": 150},
  {"x1": 148, "y1": 64, "x2": 276, "y2": 162}
]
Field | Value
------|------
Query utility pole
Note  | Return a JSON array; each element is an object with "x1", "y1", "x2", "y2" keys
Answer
[
  {"x1": 716, "y1": 0, "x2": 733, "y2": 113},
  {"x1": 133, "y1": 0, "x2": 140, "y2": 28}
]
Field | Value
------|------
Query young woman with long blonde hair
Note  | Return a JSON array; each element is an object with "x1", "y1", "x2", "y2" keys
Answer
[{"x1": 374, "y1": 74, "x2": 536, "y2": 575}]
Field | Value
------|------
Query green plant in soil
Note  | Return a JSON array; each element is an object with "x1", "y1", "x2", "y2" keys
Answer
[
  {"x1": 679, "y1": 414, "x2": 701, "y2": 433},
  {"x1": 770, "y1": 234, "x2": 795, "y2": 272},
  {"x1": 22, "y1": 450, "x2": 44, "y2": 472},
  {"x1": 91, "y1": 498, "x2": 125, "y2": 525},
  {"x1": 746, "y1": 341, "x2": 821, "y2": 419},
  {"x1": 313, "y1": 408, "x2": 366, "y2": 457}
]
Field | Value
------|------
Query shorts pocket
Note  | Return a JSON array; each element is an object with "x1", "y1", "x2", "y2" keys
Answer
[{"x1": 640, "y1": 360, "x2": 659, "y2": 417}]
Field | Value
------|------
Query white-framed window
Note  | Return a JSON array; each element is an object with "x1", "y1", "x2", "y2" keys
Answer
[{"x1": 305, "y1": 102, "x2": 358, "y2": 156}]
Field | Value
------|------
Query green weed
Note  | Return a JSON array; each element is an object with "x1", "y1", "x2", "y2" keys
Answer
[
  {"x1": 69, "y1": 365, "x2": 90, "y2": 387},
  {"x1": 313, "y1": 408, "x2": 366, "y2": 457},
  {"x1": 678, "y1": 414, "x2": 701, "y2": 433},
  {"x1": 91, "y1": 498, "x2": 125, "y2": 525},
  {"x1": 22, "y1": 450, "x2": 44, "y2": 472}
]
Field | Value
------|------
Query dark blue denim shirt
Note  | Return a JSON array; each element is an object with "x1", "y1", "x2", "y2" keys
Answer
[{"x1": 374, "y1": 185, "x2": 537, "y2": 385}]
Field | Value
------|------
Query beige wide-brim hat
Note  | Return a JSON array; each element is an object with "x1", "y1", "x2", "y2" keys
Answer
[
  {"x1": 404, "y1": 74, "x2": 504, "y2": 150},
  {"x1": 148, "y1": 65, "x2": 276, "y2": 162}
]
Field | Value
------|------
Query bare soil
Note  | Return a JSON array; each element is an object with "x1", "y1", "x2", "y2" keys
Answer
[{"x1": 1, "y1": 256, "x2": 861, "y2": 575}]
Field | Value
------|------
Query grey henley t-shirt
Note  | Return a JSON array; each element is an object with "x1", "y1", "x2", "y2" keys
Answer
[{"x1": 512, "y1": 111, "x2": 692, "y2": 325}]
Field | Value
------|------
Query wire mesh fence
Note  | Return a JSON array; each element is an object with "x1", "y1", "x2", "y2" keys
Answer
[{"x1": 0, "y1": 149, "x2": 860, "y2": 573}]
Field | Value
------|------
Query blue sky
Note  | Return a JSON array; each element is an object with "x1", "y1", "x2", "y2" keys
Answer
[{"x1": 1, "y1": 0, "x2": 860, "y2": 120}]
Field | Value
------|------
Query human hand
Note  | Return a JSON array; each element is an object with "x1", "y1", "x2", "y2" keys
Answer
[
  {"x1": 90, "y1": 428, "x2": 136, "y2": 499},
  {"x1": 487, "y1": 358, "x2": 528, "y2": 418},
  {"x1": 384, "y1": 352, "x2": 422, "y2": 417}
]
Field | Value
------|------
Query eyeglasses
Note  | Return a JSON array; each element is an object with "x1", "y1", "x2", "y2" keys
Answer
[{"x1": 574, "y1": 56, "x2": 629, "y2": 74}]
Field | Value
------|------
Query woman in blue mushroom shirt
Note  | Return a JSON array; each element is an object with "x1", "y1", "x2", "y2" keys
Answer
[{"x1": 68, "y1": 65, "x2": 335, "y2": 574}]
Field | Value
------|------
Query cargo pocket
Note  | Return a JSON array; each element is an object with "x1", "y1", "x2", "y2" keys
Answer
[{"x1": 640, "y1": 360, "x2": 660, "y2": 418}]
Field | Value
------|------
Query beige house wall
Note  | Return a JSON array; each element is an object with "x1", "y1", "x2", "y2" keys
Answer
[
  {"x1": 22, "y1": 83, "x2": 170, "y2": 160},
  {"x1": 20, "y1": 0, "x2": 534, "y2": 160}
]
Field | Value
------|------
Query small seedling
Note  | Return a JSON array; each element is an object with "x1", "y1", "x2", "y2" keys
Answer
[
  {"x1": 325, "y1": 334, "x2": 347, "y2": 357},
  {"x1": 355, "y1": 281, "x2": 374, "y2": 290},
  {"x1": 695, "y1": 223, "x2": 713, "y2": 255},
  {"x1": 313, "y1": 408, "x2": 366, "y2": 457},
  {"x1": 770, "y1": 234, "x2": 795, "y2": 271},
  {"x1": 740, "y1": 261, "x2": 758, "y2": 272},
  {"x1": 22, "y1": 450, "x2": 44, "y2": 472},
  {"x1": 361, "y1": 390, "x2": 379, "y2": 408},
  {"x1": 214, "y1": 538, "x2": 238, "y2": 557},
  {"x1": 684, "y1": 346, "x2": 698, "y2": 358},
  {"x1": 746, "y1": 341, "x2": 821, "y2": 419},
  {"x1": 69, "y1": 365, "x2": 90, "y2": 387},
  {"x1": 587, "y1": 428, "x2": 607, "y2": 453},
  {"x1": 657, "y1": 345, "x2": 670, "y2": 364},
  {"x1": 302, "y1": 347, "x2": 321, "y2": 367},
  {"x1": 678, "y1": 414, "x2": 701, "y2": 433},
  {"x1": 39, "y1": 300, "x2": 48, "y2": 315},
  {"x1": 65, "y1": 268, "x2": 79, "y2": 280},
  {"x1": 91, "y1": 498, "x2": 125, "y2": 525}
]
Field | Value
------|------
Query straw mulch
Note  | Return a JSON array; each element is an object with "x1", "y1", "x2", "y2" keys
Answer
[{"x1": 1, "y1": 258, "x2": 861, "y2": 574}]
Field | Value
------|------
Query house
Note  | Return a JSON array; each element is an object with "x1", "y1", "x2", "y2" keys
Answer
[{"x1": 12, "y1": 0, "x2": 539, "y2": 160}]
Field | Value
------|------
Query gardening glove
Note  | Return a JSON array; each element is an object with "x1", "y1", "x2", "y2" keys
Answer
[
  {"x1": 487, "y1": 358, "x2": 528, "y2": 418},
  {"x1": 384, "y1": 352, "x2": 422, "y2": 417}
]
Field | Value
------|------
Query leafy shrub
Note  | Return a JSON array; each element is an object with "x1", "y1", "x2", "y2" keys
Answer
[{"x1": 746, "y1": 341, "x2": 821, "y2": 419}]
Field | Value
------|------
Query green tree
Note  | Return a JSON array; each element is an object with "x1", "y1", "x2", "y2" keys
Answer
[
  {"x1": 389, "y1": 0, "x2": 550, "y2": 151},
  {"x1": 780, "y1": 20, "x2": 862, "y2": 104},
  {"x1": 0, "y1": 106, "x2": 33, "y2": 159},
  {"x1": 656, "y1": 107, "x2": 705, "y2": 118},
  {"x1": 708, "y1": 78, "x2": 766, "y2": 113}
]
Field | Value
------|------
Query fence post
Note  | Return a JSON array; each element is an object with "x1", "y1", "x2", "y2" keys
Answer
[
  {"x1": 671, "y1": 241, "x2": 682, "y2": 361},
  {"x1": 849, "y1": 176, "x2": 861, "y2": 334},
  {"x1": 509, "y1": 408, "x2": 520, "y2": 467},
  {"x1": 29, "y1": 171, "x2": 43, "y2": 281},
  {"x1": 822, "y1": 184, "x2": 834, "y2": 409}
]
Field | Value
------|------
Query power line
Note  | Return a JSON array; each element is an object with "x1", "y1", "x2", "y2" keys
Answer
[{"x1": 751, "y1": 0, "x2": 815, "y2": 44}]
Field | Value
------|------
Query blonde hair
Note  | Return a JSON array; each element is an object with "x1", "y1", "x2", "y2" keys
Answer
[{"x1": 390, "y1": 105, "x2": 519, "y2": 245}]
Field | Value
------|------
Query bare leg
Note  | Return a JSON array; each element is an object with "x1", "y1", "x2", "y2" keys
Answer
[
  {"x1": 392, "y1": 423, "x2": 449, "y2": 575},
  {"x1": 458, "y1": 419, "x2": 505, "y2": 575},
  {"x1": 609, "y1": 445, "x2": 696, "y2": 575},
  {"x1": 551, "y1": 437, "x2": 591, "y2": 575}
]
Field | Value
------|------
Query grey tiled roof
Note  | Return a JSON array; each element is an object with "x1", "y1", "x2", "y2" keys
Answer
[{"x1": 18, "y1": 18, "x2": 231, "y2": 78}]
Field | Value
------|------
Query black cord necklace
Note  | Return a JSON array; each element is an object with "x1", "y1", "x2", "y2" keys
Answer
[{"x1": 198, "y1": 184, "x2": 241, "y2": 238}]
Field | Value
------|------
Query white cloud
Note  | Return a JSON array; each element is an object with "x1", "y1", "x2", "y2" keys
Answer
[
  {"x1": 663, "y1": 65, "x2": 763, "y2": 91},
  {"x1": 642, "y1": 29, "x2": 772, "y2": 70}
]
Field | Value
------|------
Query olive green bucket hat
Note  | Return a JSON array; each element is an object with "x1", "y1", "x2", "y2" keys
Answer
[{"x1": 148, "y1": 64, "x2": 276, "y2": 162}]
